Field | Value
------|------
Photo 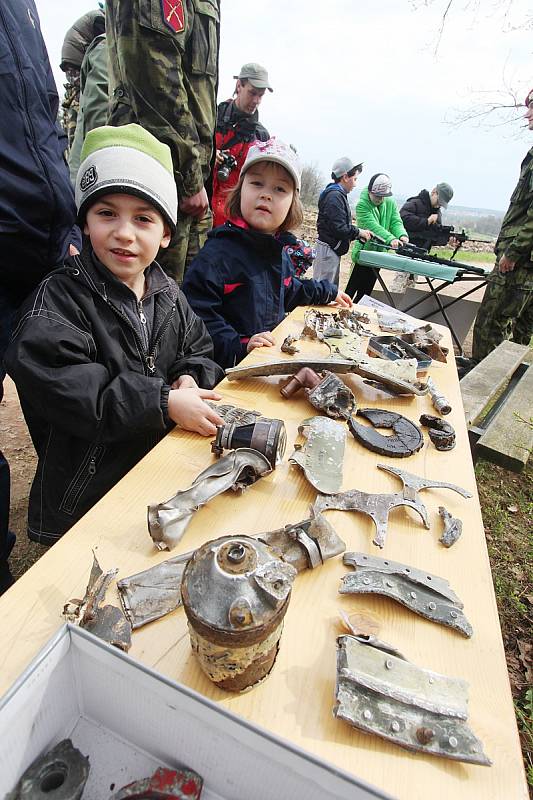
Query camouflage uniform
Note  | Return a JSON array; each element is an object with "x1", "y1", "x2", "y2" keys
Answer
[
  {"x1": 105, "y1": 0, "x2": 219, "y2": 282},
  {"x1": 61, "y1": 70, "x2": 80, "y2": 148},
  {"x1": 472, "y1": 146, "x2": 533, "y2": 362}
]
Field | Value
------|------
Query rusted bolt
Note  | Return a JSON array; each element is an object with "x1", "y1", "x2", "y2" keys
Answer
[
  {"x1": 227, "y1": 543, "x2": 246, "y2": 563},
  {"x1": 416, "y1": 727, "x2": 435, "y2": 745}
]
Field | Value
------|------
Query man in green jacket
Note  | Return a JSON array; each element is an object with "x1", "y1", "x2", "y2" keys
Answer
[
  {"x1": 472, "y1": 91, "x2": 533, "y2": 363},
  {"x1": 105, "y1": 0, "x2": 219, "y2": 283},
  {"x1": 345, "y1": 173, "x2": 408, "y2": 301}
]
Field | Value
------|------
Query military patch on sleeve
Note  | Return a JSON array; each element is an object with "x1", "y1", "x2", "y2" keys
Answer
[{"x1": 161, "y1": 0, "x2": 185, "y2": 32}]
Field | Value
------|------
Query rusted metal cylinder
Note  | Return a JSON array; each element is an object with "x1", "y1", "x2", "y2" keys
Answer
[{"x1": 181, "y1": 536, "x2": 296, "y2": 692}]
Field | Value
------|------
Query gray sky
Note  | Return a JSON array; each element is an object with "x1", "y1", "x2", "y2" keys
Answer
[{"x1": 39, "y1": 0, "x2": 532, "y2": 211}]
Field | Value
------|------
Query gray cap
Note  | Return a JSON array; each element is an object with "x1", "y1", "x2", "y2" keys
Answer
[
  {"x1": 234, "y1": 63, "x2": 273, "y2": 92},
  {"x1": 331, "y1": 157, "x2": 362, "y2": 179},
  {"x1": 435, "y1": 182, "x2": 454, "y2": 208},
  {"x1": 368, "y1": 173, "x2": 393, "y2": 197}
]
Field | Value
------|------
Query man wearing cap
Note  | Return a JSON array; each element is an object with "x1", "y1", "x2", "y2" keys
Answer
[
  {"x1": 212, "y1": 63, "x2": 272, "y2": 227},
  {"x1": 400, "y1": 183, "x2": 454, "y2": 251},
  {"x1": 312, "y1": 158, "x2": 372, "y2": 285},
  {"x1": 472, "y1": 91, "x2": 533, "y2": 363},
  {"x1": 345, "y1": 173, "x2": 408, "y2": 301},
  {"x1": 105, "y1": 0, "x2": 220, "y2": 282}
]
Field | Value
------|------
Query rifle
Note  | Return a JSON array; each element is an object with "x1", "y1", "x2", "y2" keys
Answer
[
  {"x1": 428, "y1": 225, "x2": 492, "y2": 259},
  {"x1": 367, "y1": 234, "x2": 488, "y2": 276}
]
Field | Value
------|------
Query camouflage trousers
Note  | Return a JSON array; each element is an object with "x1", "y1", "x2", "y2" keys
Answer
[
  {"x1": 472, "y1": 261, "x2": 533, "y2": 362},
  {"x1": 157, "y1": 208, "x2": 212, "y2": 284}
]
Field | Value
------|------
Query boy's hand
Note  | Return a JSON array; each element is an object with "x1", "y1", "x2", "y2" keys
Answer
[
  {"x1": 170, "y1": 374, "x2": 199, "y2": 390},
  {"x1": 168, "y1": 386, "x2": 223, "y2": 436},
  {"x1": 247, "y1": 331, "x2": 275, "y2": 352},
  {"x1": 330, "y1": 291, "x2": 353, "y2": 308}
]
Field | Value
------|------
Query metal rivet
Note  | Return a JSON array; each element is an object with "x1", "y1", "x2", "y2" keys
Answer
[
  {"x1": 363, "y1": 709, "x2": 373, "y2": 720},
  {"x1": 450, "y1": 611, "x2": 458, "y2": 619},
  {"x1": 428, "y1": 676, "x2": 435, "y2": 684},
  {"x1": 391, "y1": 720, "x2": 401, "y2": 733},
  {"x1": 416, "y1": 727, "x2": 435, "y2": 745},
  {"x1": 227, "y1": 544, "x2": 246, "y2": 563},
  {"x1": 385, "y1": 580, "x2": 394, "y2": 588},
  {"x1": 448, "y1": 736, "x2": 458, "y2": 749},
  {"x1": 410, "y1": 591, "x2": 417, "y2": 599},
  {"x1": 385, "y1": 659, "x2": 393, "y2": 670},
  {"x1": 428, "y1": 602, "x2": 436, "y2": 611},
  {"x1": 362, "y1": 577, "x2": 371, "y2": 585}
]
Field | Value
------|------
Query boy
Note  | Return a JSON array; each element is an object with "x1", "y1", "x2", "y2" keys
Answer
[{"x1": 6, "y1": 124, "x2": 224, "y2": 546}]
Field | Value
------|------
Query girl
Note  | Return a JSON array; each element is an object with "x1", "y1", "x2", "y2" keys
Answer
[{"x1": 183, "y1": 138, "x2": 352, "y2": 369}]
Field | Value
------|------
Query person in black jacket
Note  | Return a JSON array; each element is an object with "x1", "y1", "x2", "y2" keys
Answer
[
  {"x1": 6, "y1": 125, "x2": 223, "y2": 546},
  {"x1": 400, "y1": 183, "x2": 454, "y2": 250},
  {"x1": 0, "y1": 0, "x2": 80, "y2": 592},
  {"x1": 183, "y1": 139, "x2": 353, "y2": 369},
  {"x1": 312, "y1": 157, "x2": 372, "y2": 285}
]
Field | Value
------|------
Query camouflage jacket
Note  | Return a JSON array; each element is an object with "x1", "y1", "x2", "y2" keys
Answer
[
  {"x1": 105, "y1": 0, "x2": 219, "y2": 199},
  {"x1": 496, "y1": 145, "x2": 533, "y2": 266},
  {"x1": 61, "y1": 71, "x2": 80, "y2": 147}
]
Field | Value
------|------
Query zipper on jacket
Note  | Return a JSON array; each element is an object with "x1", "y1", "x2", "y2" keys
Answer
[
  {"x1": 145, "y1": 306, "x2": 176, "y2": 374},
  {"x1": 138, "y1": 300, "x2": 147, "y2": 324}
]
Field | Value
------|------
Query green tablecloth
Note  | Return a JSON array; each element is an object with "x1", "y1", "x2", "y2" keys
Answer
[{"x1": 357, "y1": 249, "x2": 490, "y2": 281}]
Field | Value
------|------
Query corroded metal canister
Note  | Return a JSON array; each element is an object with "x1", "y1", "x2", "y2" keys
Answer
[{"x1": 181, "y1": 535, "x2": 297, "y2": 692}]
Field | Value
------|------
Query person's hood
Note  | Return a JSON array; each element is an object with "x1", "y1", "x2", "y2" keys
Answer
[
  {"x1": 61, "y1": 10, "x2": 105, "y2": 71},
  {"x1": 319, "y1": 182, "x2": 346, "y2": 202}
]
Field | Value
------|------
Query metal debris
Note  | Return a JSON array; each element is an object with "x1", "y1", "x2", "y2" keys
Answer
[
  {"x1": 63, "y1": 554, "x2": 132, "y2": 651},
  {"x1": 376, "y1": 311, "x2": 416, "y2": 335},
  {"x1": 439, "y1": 506, "x2": 463, "y2": 547},
  {"x1": 117, "y1": 551, "x2": 193, "y2": 629},
  {"x1": 147, "y1": 448, "x2": 272, "y2": 551},
  {"x1": 314, "y1": 487, "x2": 429, "y2": 549},
  {"x1": 340, "y1": 552, "x2": 473, "y2": 637},
  {"x1": 258, "y1": 511, "x2": 345, "y2": 571},
  {"x1": 6, "y1": 739, "x2": 90, "y2": 800},
  {"x1": 111, "y1": 767, "x2": 203, "y2": 800},
  {"x1": 335, "y1": 635, "x2": 491, "y2": 765},
  {"x1": 182, "y1": 536, "x2": 297, "y2": 691},
  {"x1": 403, "y1": 324, "x2": 449, "y2": 363},
  {"x1": 348, "y1": 408, "x2": 424, "y2": 458},
  {"x1": 420, "y1": 414, "x2": 456, "y2": 450},
  {"x1": 281, "y1": 369, "x2": 357, "y2": 420},
  {"x1": 376, "y1": 463, "x2": 472, "y2": 502},
  {"x1": 427, "y1": 377, "x2": 452, "y2": 415},
  {"x1": 226, "y1": 357, "x2": 428, "y2": 396},
  {"x1": 289, "y1": 416, "x2": 346, "y2": 494},
  {"x1": 281, "y1": 334, "x2": 300, "y2": 354}
]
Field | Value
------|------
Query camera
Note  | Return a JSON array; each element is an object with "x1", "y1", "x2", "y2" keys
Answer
[{"x1": 217, "y1": 151, "x2": 238, "y2": 182}]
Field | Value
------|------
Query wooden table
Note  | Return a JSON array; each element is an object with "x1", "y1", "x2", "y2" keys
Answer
[{"x1": 0, "y1": 307, "x2": 527, "y2": 799}]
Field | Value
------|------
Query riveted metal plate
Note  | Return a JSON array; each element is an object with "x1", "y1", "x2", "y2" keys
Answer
[{"x1": 289, "y1": 416, "x2": 346, "y2": 495}]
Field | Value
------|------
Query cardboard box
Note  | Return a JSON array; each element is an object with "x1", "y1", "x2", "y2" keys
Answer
[{"x1": 0, "y1": 625, "x2": 390, "y2": 800}]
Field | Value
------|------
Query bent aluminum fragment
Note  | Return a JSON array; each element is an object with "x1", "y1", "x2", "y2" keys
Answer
[
  {"x1": 340, "y1": 552, "x2": 473, "y2": 637},
  {"x1": 420, "y1": 414, "x2": 456, "y2": 450},
  {"x1": 225, "y1": 358, "x2": 428, "y2": 396},
  {"x1": 289, "y1": 416, "x2": 346, "y2": 494},
  {"x1": 314, "y1": 488, "x2": 429, "y2": 549},
  {"x1": 377, "y1": 463, "x2": 472, "y2": 502},
  {"x1": 335, "y1": 635, "x2": 491, "y2": 765},
  {"x1": 427, "y1": 376, "x2": 452, "y2": 415},
  {"x1": 348, "y1": 408, "x2": 424, "y2": 458},
  {"x1": 148, "y1": 448, "x2": 272, "y2": 551},
  {"x1": 6, "y1": 739, "x2": 90, "y2": 800},
  {"x1": 439, "y1": 506, "x2": 463, "y2": 547},
  {"x1": 117, "y1": 551, "x2": 193, "y2": 628},
  {"x1": 258, "y1": 511, "x2": 345, "y2": 571}
]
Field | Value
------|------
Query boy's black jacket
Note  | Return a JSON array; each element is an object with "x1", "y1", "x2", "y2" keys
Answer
[{"x1": 5, "y1": 246, "x2": 222, "y2": 544}]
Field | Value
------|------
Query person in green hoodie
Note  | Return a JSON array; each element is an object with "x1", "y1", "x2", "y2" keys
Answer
[{"x1": 345, "y1": 173, "x2": 408, "y2": 301}]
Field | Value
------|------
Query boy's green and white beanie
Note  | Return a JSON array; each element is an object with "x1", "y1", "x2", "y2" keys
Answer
[{"x1": 75, "y1": 124, "x2": 178, "y2": 232}]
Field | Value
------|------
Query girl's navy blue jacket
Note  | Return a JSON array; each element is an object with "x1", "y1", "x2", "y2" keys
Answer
[{"x1": 182, "y1": 223, "x2": 338, "y2": 369}]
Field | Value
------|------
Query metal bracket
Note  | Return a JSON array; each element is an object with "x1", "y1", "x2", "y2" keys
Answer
[
  {"x1": 314, "y1": 488, "x2": 429, "y2": 549},
  {"x1": 340, "y1": 552, "x2": 473, "y2": 637},
  {"x1": 376, "y1": 463, "x2": 472, "y2": 503},
  {"x1": 335, "y1": 635, "x2": 491, "y2": 765}
]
